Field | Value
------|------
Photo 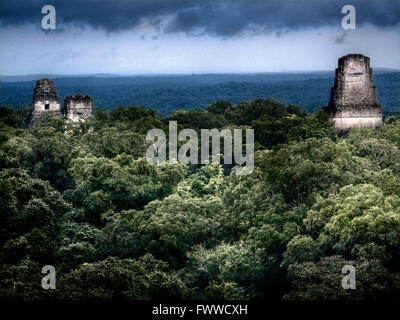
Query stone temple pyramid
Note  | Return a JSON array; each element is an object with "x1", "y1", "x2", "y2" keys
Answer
[{"x1": 325, "y1": 54, "x2": 382, "y2": 132}]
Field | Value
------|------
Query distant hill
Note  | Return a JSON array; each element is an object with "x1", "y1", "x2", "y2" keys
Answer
[
  {"x1": 0, "y1": 72, "x2": 399, "y2": 116},
  {"x1": 374, "y1": 67, "x2": 400, "y2": 73},
  {"x1": 0, "y1": 73, "x2": 122, "y2": 83}
]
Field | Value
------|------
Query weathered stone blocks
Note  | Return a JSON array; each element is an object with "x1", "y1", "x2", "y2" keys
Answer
[
  {"x1": 28, "y1": 78, "x2": 93, "y2": 126},
  {"x1": 325, "y1": 54, "x2": 382, "y2": 132},
  {"x1": 64, "y1": 94, "x2": 94, "y2": 126},
  {"x1": 28, "y1": 78, "x2": 62, "y2": 125}
]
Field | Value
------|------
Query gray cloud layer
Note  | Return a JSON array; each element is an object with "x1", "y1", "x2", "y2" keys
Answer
[{"x1": 1, "y1": 0, "x2": 399, "y2": 36}]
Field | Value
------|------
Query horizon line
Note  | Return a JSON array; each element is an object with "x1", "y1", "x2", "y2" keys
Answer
[{"x1": 2, "y1": 67, "x2": 400, "y2": 78}]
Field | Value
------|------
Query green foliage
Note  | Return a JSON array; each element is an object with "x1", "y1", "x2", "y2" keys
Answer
[
  {"x1": 58, "y1": 255, "x2": 190, "y2": 300},
  {"x1": 93, "y1": 214, "x2": 141, "y2": 260},
  {"x1": 128, "y1": 192, "x2": 224, "y2": 266},
  {"x1": 2, "y1": 98, "x2": 400, "y2": 300},
  {"x1": 166, "y1": 109, "x2": 230, "y2": 130},
  {"x1": 204, "y1": 281, "x2": 248, "y2": 300},
  {"x1": 349, "y1": 136, "x2": 400, "y2": 175},
  {"x1": 183, "y1": 242, "x2": 265, "y2": 297},
  {"x1": 207, "y1": 99, "x2": 233, "y2": 114},
  {"x1": 80, "y1": 128, "x2": 148, "y2": 158},
  {"x1": 56, "y1": 222, "x2": 101, "y2": 271},
  {"x1": 305, "y1": 184, "x2": 400, "y2": 267},
  {"x1": 109, "y1": 106, "x2": 159, "y2": 123},
  {"x1": 0, "y1": 258, "x2": 54, "y2": 300},
  {"x1": 252, "y1": 110, "x2": 336, "y2": 149},
  {"x1": 67, "y1": 156, "x2": 187, "y2": 212},
  {"x1": 262, "y1": 138, "x2": 368, "y2": 202},
  {"x1": 0, "y1": 169, "x2": 70, "y2": 244},
  {"x1": 282, "y1": 236, "x2": 322, "y2": 267},
  {"x1": 284, "y1": 256, "x2": 400, "y2": 300},
  {"x1": 228, "y1": 98, "x2": 287, "y2": 125}
]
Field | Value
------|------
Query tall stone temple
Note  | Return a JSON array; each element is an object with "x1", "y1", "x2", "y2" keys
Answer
[
  {"x1": 325, "y1": 54, "x2": 382, "y2": 132},
  {"x1": 28, "y1": 78, "x2": 93, "y2": 126},
  {"x1": 29, "y1": 79, "x2": 62, "y2": 126}
]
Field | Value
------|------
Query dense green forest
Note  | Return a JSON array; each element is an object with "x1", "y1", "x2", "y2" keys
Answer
[
  {"x1": 1, "y1": 98, "x2": 400, "y2": 300},
  {"x1": 1, "y1": 72, "x2": 399, "y2": 116}
]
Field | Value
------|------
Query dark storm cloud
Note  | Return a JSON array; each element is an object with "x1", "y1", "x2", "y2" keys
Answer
[{"x1": 0, "y1": 0, "x2": 399, "y2": 36}]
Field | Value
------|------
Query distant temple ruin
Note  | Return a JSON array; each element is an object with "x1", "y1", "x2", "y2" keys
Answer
[
  {"x1": 325, "y1": 54, "x2": 382, "y2": 132},
  {"x1": 28, "y1": 78, "x2": 93, "y2": 126},
  {"x1": 64, "y1": 94, "x2": 94, "y2": 125},
  {"x1": 29, "y1": 79, "x2": 62, "y2": 126}
]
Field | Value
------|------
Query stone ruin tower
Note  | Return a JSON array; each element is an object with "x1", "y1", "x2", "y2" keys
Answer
[
  {"x1": 28, "y1": 78, "x2": 93, "y2": 126},
  {"x1": 64, "y1": 94, "x2": 94, "y2": 126},
  {"x1": 325, "y1": 54, "x2": 382, "y2": 132},
  {"x1": 28, "y1": 78, "x2": 62, "y2": 125}
]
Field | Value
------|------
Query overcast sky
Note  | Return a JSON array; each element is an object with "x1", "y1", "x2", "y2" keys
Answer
[{"x1": 0, "y1": 0, "x2": 399, "y2": 75}]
